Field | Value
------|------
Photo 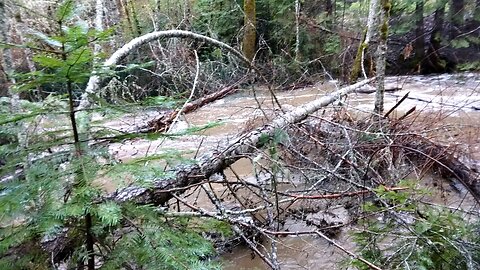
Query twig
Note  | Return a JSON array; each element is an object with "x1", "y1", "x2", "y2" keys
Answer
[
  {"x1": 314, "y1": 231, "x2": 383, "y2": 270},
  {"x1": 166, "y1": 49, "x2": 200, "y2": 134},
  {"x1": 288, "y1": 186, "x2": 408, "y2": 200}
]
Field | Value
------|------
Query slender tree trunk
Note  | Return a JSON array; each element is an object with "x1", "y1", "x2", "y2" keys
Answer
[
  {"x1": 0, "y1": 2, "x2": 14, "y2": 86},
  {"x1": 243, "y1": 0, "x2": 256, "y2": 63},
  {"x1": 94, "y1": 0, "x2": 104, "y2": 60},
  {"x1": 119, "y1": 0, "x2": 135, "y2": 36},
  {"x1": 374, "y1": 0, "x2": 391, "y2": 115},
  {"x1": 294, "y1": 0, "x2": 300, "y2": 62},
  {"x1": 350, "y1": 0, "x2": 379, "y2": 82},
  {"x1": 128, "y1": 0, "x2": 142, "y2": 36},
  {"x1": 325, "y1": 0, "x2": 333, "y2": 17},
  {"x1": 325, "y1": 0, "x2": 334, "y2": 28},
  {"x1": 0, "y1": 1, "x2": 20, "y2": 103},
  {"x1": 414, "y1": 0, "x2": 425, "y2": 66}
]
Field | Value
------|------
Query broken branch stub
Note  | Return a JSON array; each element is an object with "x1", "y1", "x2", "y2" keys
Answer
[{"x1": 107, "y1": 78, "x2": 376, "y2": 205}]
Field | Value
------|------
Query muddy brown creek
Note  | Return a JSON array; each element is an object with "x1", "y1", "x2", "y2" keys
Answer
[{"x1": 103, "y1": 73, "x2": 480, "y2": 269}]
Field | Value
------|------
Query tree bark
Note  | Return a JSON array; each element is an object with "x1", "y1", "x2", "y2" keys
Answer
[
  {"x1": 476, "y1": 0, "x2": 480, "y2": 23},
  {"x1": 374, "y1": 0, "x2": 391, "y2": 115},
  {"x1": 0, "y1": 1, "x2": 15, "y2": 87},
  {"x1": 127, "y1": 0, "x2": 142, "y2": 36},
  {"x1": 94, "y1": 0, "x2": 104, "y2": 59},
  {"x1": 294, "y1": 0, "x2": 300, "y2": 62},
  {"x1": 119, "y1": 0, "x2": 135, "y2": 36},
  {"x1": 243, "y1": 0, "x2": 256, "y2": 63}
]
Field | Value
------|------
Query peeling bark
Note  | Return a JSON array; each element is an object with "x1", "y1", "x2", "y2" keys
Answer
[{"x1": 374, "y1": 0, "x2": 391, "y2": 115}]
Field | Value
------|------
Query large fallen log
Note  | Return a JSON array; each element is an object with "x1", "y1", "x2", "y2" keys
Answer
[
  {"x1": 107, "y1": 78, "x2": 375, "y2": 205},
  {"x1": 146, "y1": 80, "x2": 244, "y2": 133}
]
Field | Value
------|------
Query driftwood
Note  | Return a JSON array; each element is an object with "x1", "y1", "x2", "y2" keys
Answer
[
  {"x1": 400, "y1": 136, "x2": 480, "y2": 202},
  {"x1": 355, "y1": 84, "x2": 402, "y2": 94},
  {"x1": 106, "y1": 78, "x2": 375, "y2": 205},
  {"x1": 146, "y1": 80, "x2": 244, "y2": 132}
]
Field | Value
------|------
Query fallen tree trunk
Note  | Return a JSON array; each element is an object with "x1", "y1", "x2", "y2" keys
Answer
[
  {"x1": 107, "y1": 78, "x2": 375, "y2": 205},
  {"x1": 146, "y1": 79, "x2": 245, "y2": 132},
  {"x1": 42, "y1": 78, "x2": 375, "y2": 259},
  {"x1": 355, "y1": 84, "x2": 402, "y2": 94}
]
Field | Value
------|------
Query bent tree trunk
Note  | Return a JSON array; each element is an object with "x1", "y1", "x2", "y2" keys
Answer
[
  {"x1": 80, "y1": 30, "x2": 250, "y2": 110},
  {"x1": 76, "y1": 30, "x2": 252, "y2": 143},
  {"x1": 108, "y1": 78, "x2": 375, "y2": 205}
]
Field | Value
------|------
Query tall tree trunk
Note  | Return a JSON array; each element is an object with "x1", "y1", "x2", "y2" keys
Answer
[
  {"x1": 119, "y1": 0, "x2": 135, "y2": 36},
  {"x1": 350, "y1": 0, "x2": 379, "y2": 82},
  {"x1": 128, "y1": 0, "x2": 142, "y2": 36},
  {"x1": 449, "y1": 0, "x2": 464, "y2": 39},
  {"x1": 0, "y1": 1, "x2": 19, "y2": 101},
  {"x1": 325, "y1": 0, "x2": 333, "y2": 17},
  {"x1": 374, "y1": 0, "x2": 391, "y2": 115},
  {"x1": 294, "y1": 0, "x2": 300, "y2": 62},
  {"x1": 243, "y1": 0, "x2": 256, "y2": 63},
  {"x1": 414, "y1": 0, "x2": 425, "y2": 67},
  {"x1": 94, "y1": 0, "x2": 104, "y2": 59}
]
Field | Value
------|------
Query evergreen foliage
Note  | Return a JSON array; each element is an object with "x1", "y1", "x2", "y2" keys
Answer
[
  {"x1": 0, "y1": 1, "x2": 227, "y2": 268},
  {"x1": 350, "y1": 183, "x2": 480, "y2": 269}
]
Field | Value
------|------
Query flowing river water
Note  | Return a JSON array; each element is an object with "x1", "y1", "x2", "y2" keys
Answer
[{"x1": 104, "y1": 73, "x2": 480, "y2": 269}]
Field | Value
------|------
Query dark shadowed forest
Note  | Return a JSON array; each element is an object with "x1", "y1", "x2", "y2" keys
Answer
[{"x1": 1, "y1": 0, "x2": 480, "y2": 269}]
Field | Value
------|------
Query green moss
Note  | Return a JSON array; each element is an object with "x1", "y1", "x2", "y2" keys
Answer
[
  {"x1": 243, "y1": 0, "x2": 256, "y2": 62},
  {"x1": 350, "y1": 31, "x2": 368, "y2": 83}
]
